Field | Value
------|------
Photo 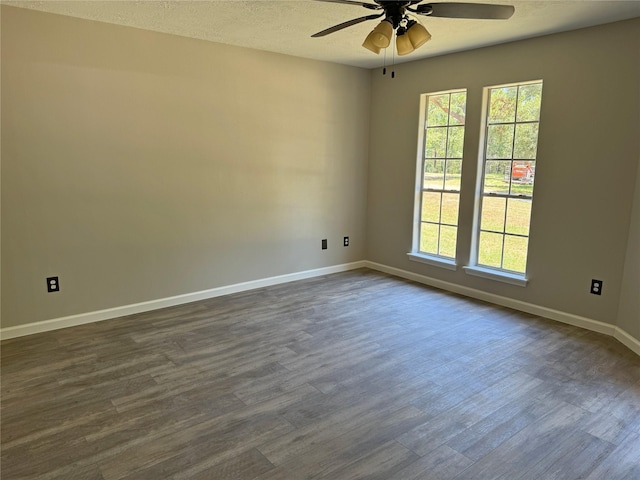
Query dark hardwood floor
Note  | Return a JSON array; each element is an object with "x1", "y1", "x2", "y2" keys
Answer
[{"x1": 2, "y1": 269, "x2": 639, "y2": 480}]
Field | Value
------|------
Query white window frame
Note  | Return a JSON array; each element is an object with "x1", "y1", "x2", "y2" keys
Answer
[
  {"x1": 465, "y1": 80, "x2": 543, "y2": 286},
  {"x1": 409, "y1": 88, "x2": 467, "y2": 271}
]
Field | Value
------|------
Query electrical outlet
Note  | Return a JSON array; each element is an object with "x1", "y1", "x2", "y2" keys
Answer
[
  {"x1": 343, "y1": 236, "x2": 349, "y2": 247},
  {"x1": 590, "y1": 279, "x2": 603, "y2": 295},
  {"x1": 46, "y1": 276, "x2": 60, "y2": 293},
  {"x1": 322, "y1": 239, "x2": 327, "y2": 250}
]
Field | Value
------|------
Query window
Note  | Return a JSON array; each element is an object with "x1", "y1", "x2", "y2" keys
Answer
[
  {"x1": 473, "y1": 81, "x2": 543, "y2": 277},
  {"x1": 412, "y1": 90, "x2": 467, "y2": 266}
]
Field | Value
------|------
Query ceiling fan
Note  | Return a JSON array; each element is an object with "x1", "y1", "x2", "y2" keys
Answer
[{"x1": 311, "y1": 1, "x2": 515, "y2": 56}]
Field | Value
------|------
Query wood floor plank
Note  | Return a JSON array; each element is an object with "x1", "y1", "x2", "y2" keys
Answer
[
  {"x1": 537, "y1": 430, "x2": 615, "y2": 480},
  {"x1": 255, "y1": 373, "x2": 438, "y2": 468},
  {"x1": 450, "y1": 401, "x2": 593, "y2": 479},
  {"x1": 585, "y1": 429, "x2": 640, "y2": 480},
  {"x1": 185, "y1": 448, "x2": 275, "y2": 480},
  {"x1": 260, "y1": 406, "x2": 427, "y2": 479},
  {"x1": 2, "y1": 269, "x2": 639, "y2": 480},
  {"x1": 387, "y1": 444, "x2": 473, "y2": 480},
  {"x1": 444, "y1": 393, "x2": 555, "y2": 461},
  {"x1": 397, "y1": 371, "x2": 543, "y2": 456},
  {"x1": 317, "y1": 440, "x2": 418, "y2": 480}
]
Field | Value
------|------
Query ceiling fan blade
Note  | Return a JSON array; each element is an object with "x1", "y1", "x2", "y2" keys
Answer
[
  {"x1": 415, "y1": 2, "x2": 515, "y2": 19},
  {"x1": 311, "y1": 0, "x2": 381, "y2": 11},
  {"x1": 311, "y1": 13, "x2": 384, "y2": 37}
]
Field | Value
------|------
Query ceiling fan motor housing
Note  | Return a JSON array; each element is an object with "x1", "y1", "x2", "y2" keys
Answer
[{"x1": 377, "y1": 1, "x2": 414, "y2": 28}]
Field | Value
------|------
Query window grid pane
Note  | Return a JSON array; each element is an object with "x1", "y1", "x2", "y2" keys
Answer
[
  {"x1": 477, "y1": 81, "x2": 542, "y2": 274},
  {"x1": 420, "y1": 222, "x2": 439, "y2": 254},
  {"x1": 424, "y1": 160, "x2": 445, "y2": 190},
  {"x1": 503, "y1": 234, "x2": 529, "y2": 272},
  {"x1": 488, "y1": 86, "x2": 517, "y2": 124},
  {"x1": 445, "y1": 160, "x2": 462, "y2": 191},
  {"x1": 505, "y1": 198, "x2": 532, "y2": 236},
  {"x1": 478, "y1": 231, "x2": 503, "y2": 268},
  {"x1": 439, "y1": 225, "x2": 457, "y2": 257},
  {"x1": 418, "y1": 90, "x2": 467, "y2": 259},
  {"x1": 421, "y1": 191, "x2": 441, "y2": 223},
  {"x1": 441, "y1": 193, "x2": 460, "y2": 226},
  {"x1": 480, "y1": 196, "x2": 506, "y2": 233}
]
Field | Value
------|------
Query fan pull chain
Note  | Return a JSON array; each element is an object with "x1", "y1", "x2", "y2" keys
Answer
[
  {"x1": 383, "y1": 48, "x2": 387, "y2": 75},
  {"x1": 391, "y1": 36, "x2": 396, "y2": 78}
]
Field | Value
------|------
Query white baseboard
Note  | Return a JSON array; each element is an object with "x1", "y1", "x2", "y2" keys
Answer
[
  {"x1": 364, "y1": 261, "x2": 640, "y2": 356},
  {"x1": 3, "y1": 259, "x2": 638, "y2": 357},
  {"x1": 0, "y1": 261, "x2": 367, "y2": 341},
  {"x1": 613, "y1": 327, "x2": 640, "y2": 357}
]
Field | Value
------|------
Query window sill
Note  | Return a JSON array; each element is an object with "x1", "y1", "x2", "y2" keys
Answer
[
  {"x1": 463, "y1": 265, "x2": 528, "y2": 287},
  {"x1": 407, "y1": 253, "x2": 457, "y2": 271}
]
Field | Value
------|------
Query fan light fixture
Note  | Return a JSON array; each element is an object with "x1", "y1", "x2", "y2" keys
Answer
[
  {"x1": 406, "y1": 20, "x2": 431, "y2": 49},
  {"x1": 311, "y1": 0, "x2": 515, "y2": 65},
  {"x1": 395, "y1": 28, "x2": 414, "y2": 56},
  {"x1": 362, "y1": 17, "x2": 431, "y2": 56},
  {"x1": 362, "y1": 19, "x2": 393, "y2": 52}
]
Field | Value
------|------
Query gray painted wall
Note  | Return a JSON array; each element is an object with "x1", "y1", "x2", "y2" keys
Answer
[
  {"x1": 366, "y1": 19, "x2": 640, "y2": 328},
  {"x1": 2, "y1": 7, "x2": 638, "y2": 347},
  {"x1": 617, "y1": 150, "x2": 640, "y2": 339},
  {"x1": 1, "y1": 6, "x2": 370, "y2": 328}
]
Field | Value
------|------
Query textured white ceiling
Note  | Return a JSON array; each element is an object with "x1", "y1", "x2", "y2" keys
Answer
[{"x1": 4, "y1": 0, "x2": 640, "y2": 68}]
